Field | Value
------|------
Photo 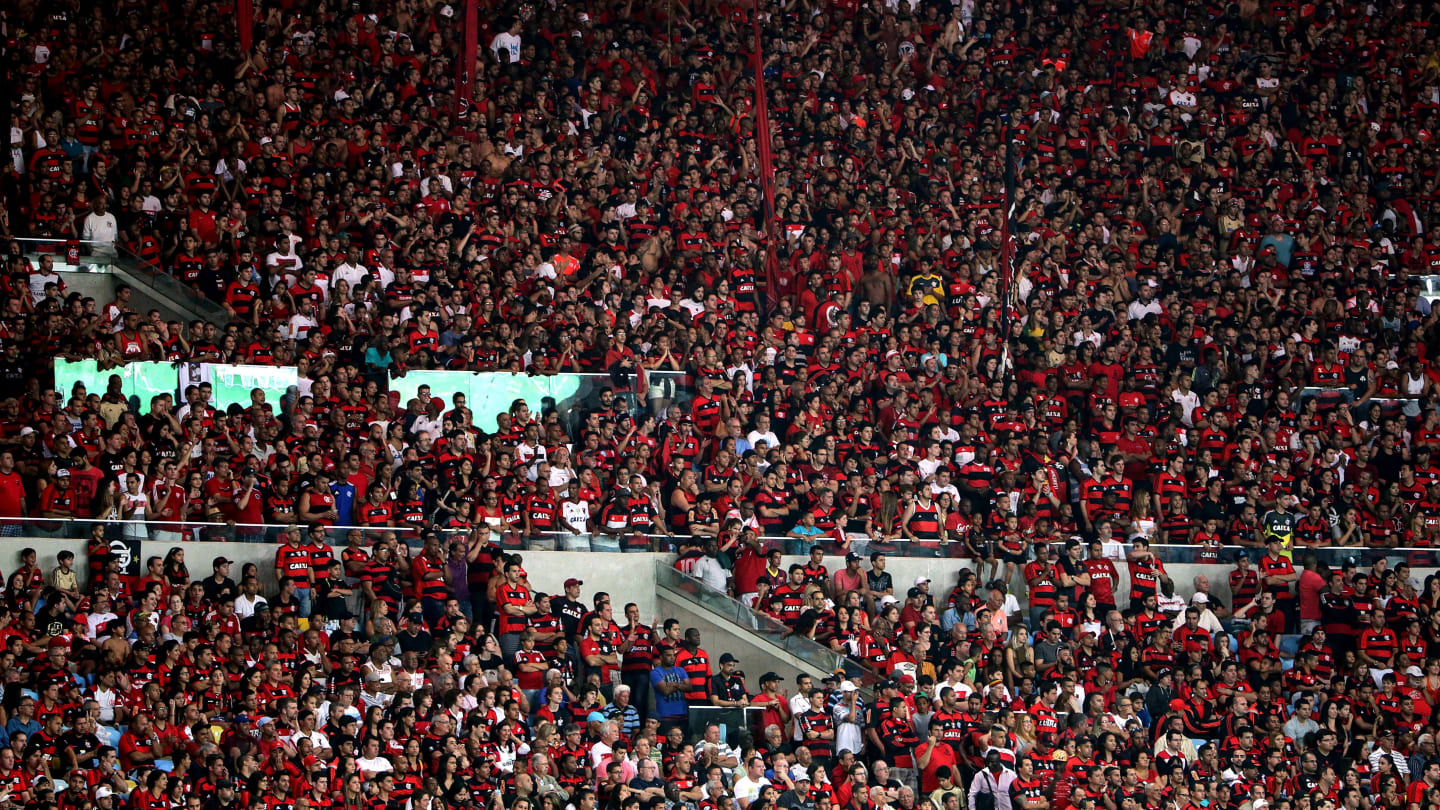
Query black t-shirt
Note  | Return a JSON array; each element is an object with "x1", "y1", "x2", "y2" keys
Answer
[
  {"x1": 867, "y1": 570, "x2": 893, "y2": 596},
  {"x1": 202, "y1": 575, "x2": 239, "y2": 604},
  {"x1": 397, "y1": 627, "x2": 433, "y2": 654},
  {"x1": 1344, "y1": 364, "x2": 1371, "y2": 397},
  {"x1": 59, "y1": 730, "x2": 100, "y2": 765},
  {"x1": 552, "y1": 597, "x2": 588, "y2": 638},
  {"x1": 314, "y1": 577, "x2": 350, "y2": 619},
  {"x1": 0, "y1": 359, "x2": 29, "y2": 387},
  {"x1": 96, "y1": 452, "x2": 128, "y2": 478}
]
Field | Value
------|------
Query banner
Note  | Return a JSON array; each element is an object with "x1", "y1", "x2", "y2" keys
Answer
[
  {"x1": 237, "y1": 0, "x2": 254, "y2": 53},
  {"x1": 182, "y1": 363, "x2": 298, "y2": 412},
  {"x1": 108, "y1": 537, "x2": 143, "y2": 577},
  {"x1": 456, "y1": 0, "x2": 478, "y2": 115},
  {"x1": 390, "y1": 371, "x2": 586, "y2": 433},
  {"x1": 752, "y1": 12, "x2": 780, "y2": 300},
  {"x1": 54, "y1": 359, "x2": 109, "y2": 402},
  {"x1": 54, "y1": 360, "x2": 179, "y2": 407}
]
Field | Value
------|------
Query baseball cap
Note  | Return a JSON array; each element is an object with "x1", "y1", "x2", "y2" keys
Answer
[
  {"x1": 845, "y1": 552, "x2": 861, "y2": 562},
  {"x1": 791, "y1": 766, "x2": 811, "y2": 782},
  {"x1": 759, "y1": 671, "x2": 780, "y2": 684},
  {"x1": 840, "y1": 681, "x2": 858, "y2": 693},
  {"x1": 213, "y1": 556, "x2": 233, "y2": 567},
  {"x1": 914, "y1": 576, "x2": 932, "y2": 586},
  {"x1": 56, "y1": 468, "x2": 70, "y2": 478},
  {"x1": 719, "y1": 653, "x2": 738, "y2": 664},
  {"x1": 96, "y1": 787, "x2": 116, "y2": 800},
  {"x1": 565, "y1": 578, "x2": 583, "y2": 588}
]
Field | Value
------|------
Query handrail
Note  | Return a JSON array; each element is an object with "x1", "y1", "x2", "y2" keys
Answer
[
  {"x1": 113, "y1": 244, "x2": 232, "y2": 324},
  {"x1": 14, "y1": 236, "x2": 232, "y2": 323},
  {"x1": 653, "y1": 561, "x2": 884, "y2": 689},
  {"x1": 12, "y1": 517, "x2": 1440, "y2": 566},
  {"x1": 1056, "y1": 539, "x2": 1440, "y2": 569}
]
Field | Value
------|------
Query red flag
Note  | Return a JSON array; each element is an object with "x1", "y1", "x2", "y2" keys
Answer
[
  {"x1": 751, "y1": 13, "x2": 780, "y2": 304},
  {"x1": 236, "y1": 0, "x2": 253, "y2": 54},
  {"x1": 456, "y1": 0, "x2": 479, "y2": 116}
]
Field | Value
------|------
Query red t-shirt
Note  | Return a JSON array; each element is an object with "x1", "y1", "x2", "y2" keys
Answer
[
  {"x1": 917, "y1": 741, "x2": 958, "y2": 793},
  {"x1": 0, "y1": 471, "x2": 24, "y2": 518}
]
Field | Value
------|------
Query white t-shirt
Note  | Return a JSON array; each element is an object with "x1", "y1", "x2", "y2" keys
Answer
[
  {"x1": 28, "y1": 271, "x2": 62, "y2": 303},
  {"x1": 589, "y1": 741, "x2": 613, "y2": 773},
  {"x1": 1128, "y1": 299, "x2": 1163, "y2": 321},
  {"x1": 693, "y1": 556, "x2": 729, "y2": 592},
  {"x1": 363, "y1": 662, "x2": 395, "y2": 708},
  {"x1": 85, "y1": 611, "x2": 118, "y2": 639},
  {"x1": 287, "y1": 312, "x2": 318, "y2": 341},
  {"x1": 122, "y1": 491, "x2": 149, "y2": 518},
  {"x1": 94, "y1": 685, "x2": 124, "y2": 722},
  {"x1": 733, "y1": 776, "x2": 771, "y2": 808},
  {"x1": 490, "y1": 32, "x2": 522, "y2": 63},
  {"x1": 235, "y1": 593, "x2": 267, "y2": 619},
  {"x1": 1168, "y1": 89, "x2": 1197, "y2": 108},
  {"x1": 332, "y1": 262, "x2": 369, "y2": 290},
  {"x1": 747, "y1": 430, "x2": 780, "y2": 450},
  {"x1": 562, "y1": 501, "x2": 591, "y2": 533},
  {"x1": 357, "y1": 755, "x2": 393, "y2": 776},
  {"x1": 82, "y1": 212, "x2": 120, "y2": 245}
]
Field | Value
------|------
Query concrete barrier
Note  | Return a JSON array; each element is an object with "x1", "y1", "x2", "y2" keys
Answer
[
  {"x1": 4, "y1": 539, "x2": 672, "y2": 618},
  {"x1": 6, "y1": 539, "x2": 1429, "y2": 629}
]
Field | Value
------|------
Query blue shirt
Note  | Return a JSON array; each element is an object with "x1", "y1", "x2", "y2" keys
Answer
[
  {"x1": 330, "y1": 481, "x2": 357, "y2": 525},
  {"x1": 3, "y1": 717, "x2": 39, "y2": 748},
  {"x1": 650, "y1": 666, "x2": 690, "y2": 719}
]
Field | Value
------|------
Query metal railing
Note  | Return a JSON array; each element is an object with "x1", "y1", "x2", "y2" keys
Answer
[
  {"x1": 114, "y1": 243, "x2": 231, "y2": 324},
  {"x1": 13, "y1": 236, "x2": 231, "y2": 323},
  {"x1": 11, "y1": 237, "x2": 118, "y2": 271},
  {"x1": 654, "y1": 562, "x2": 882, "y2": 689},
  {"x1": 1137, "y1": 542, "x2": 1440, "y2": 568},
  {"x1": 16, "y1": 517, "x2": 1440, "y2": 569}
]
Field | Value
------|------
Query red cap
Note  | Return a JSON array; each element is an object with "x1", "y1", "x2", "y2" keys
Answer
[
  {"x1": 564, "y1": 578, "x2": 583, "y2": 588},
  {"x1": 47, "y1": 637, "x2": 69, "y2": 650}
]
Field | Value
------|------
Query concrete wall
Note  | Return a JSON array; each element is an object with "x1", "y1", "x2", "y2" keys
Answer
[
  {"x1": 57, "y1": 268, "x2": 210, "y2": 326},
  {"x1": 4, "y1": 539, "x2": 670, "y2": 618},
  {"x1": 62, "y1": 272, "x2": 176, "y2": 323},
  {"x1": 7, "y1": 538, "x2": 1431, "y2": 627}
]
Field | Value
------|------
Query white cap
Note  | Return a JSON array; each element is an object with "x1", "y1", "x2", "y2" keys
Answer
[
  {"x1": 791, "y1": 765, "x2": 811, "y2": 781},
  {"x1": 878, "y1": 595, "x2": 899, "y2": 607},
  {"x1": 914, "y1": 576, "x2": 932, "y2": 586},
  {"x1": 840, "y1": 681, "x2": 858, "y2": 693},
  {"x1": 1192, "y1": 592, "x2": 1208, "y2": 604},
  {"x1": 96, "y1": 788, "x2": 116, "y2": 800},
  {"x1": 1407, "y1": 665, "x2": 1424, "y2": 677}
]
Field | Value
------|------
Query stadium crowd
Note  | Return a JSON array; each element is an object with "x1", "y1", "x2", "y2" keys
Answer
[{"x1": 5, "y1": 0, "x2": 1440, "y2": 808}]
